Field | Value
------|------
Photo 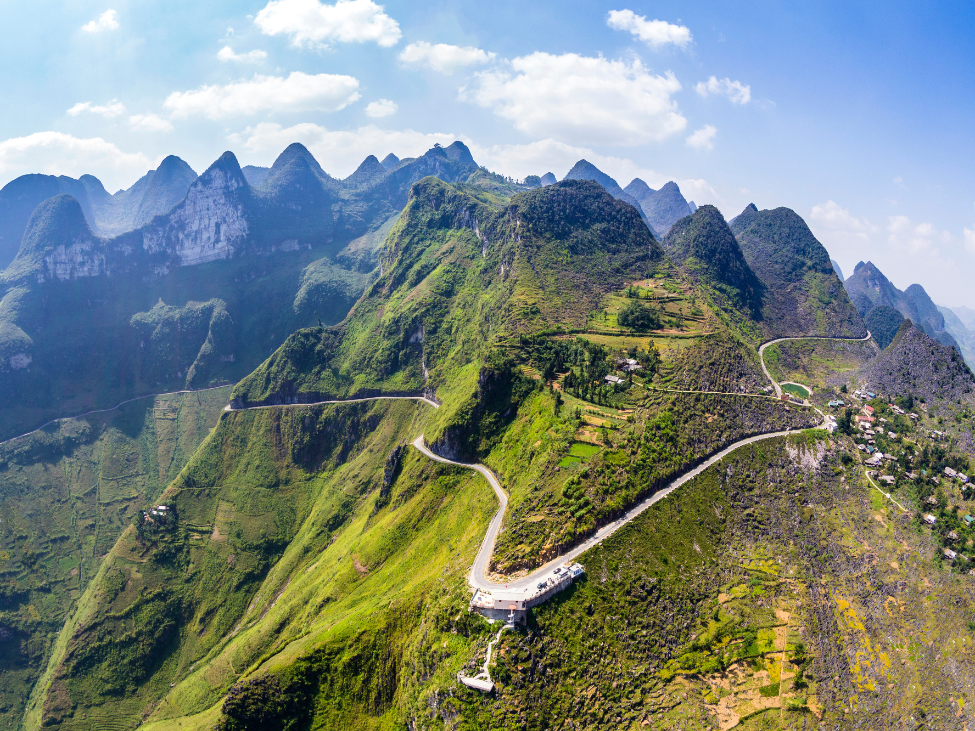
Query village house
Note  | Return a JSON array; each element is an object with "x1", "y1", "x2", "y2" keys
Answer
[
  {"x1": 945, "y1": 466, "x2": 958, "y2": 479},
  {"x1": 923, "y1": 514, "x2": 937, "y2": 525},
  {"x1": 944, "y1": 548, "x2": 958, "y2": 561},
  {"x1": 926, "y1": 495, "x2": 939, "y2": 506}
]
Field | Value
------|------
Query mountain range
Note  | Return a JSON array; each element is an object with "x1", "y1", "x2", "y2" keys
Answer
[
  {"x1": 843, "y1": 260, "x2": 959, "y2": 350},
  {"x1": 0, "y1": 141, "x2": 483, "y2": 441},
  {"x1": 2, "y1": 138, "x2": 975, "y2": 731}
]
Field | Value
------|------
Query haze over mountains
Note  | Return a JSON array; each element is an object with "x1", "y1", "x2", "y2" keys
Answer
[{"x1": 4, "y1": 137, "x2": 975, "y2": 731}]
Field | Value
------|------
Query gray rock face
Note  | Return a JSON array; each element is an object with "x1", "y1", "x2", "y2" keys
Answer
[
  {"x1": 623, "y1": 178, "x2": 693, "y2": 237},
  {"x1": 0, "y1": 158, "x2": 199, "y2": 270}
]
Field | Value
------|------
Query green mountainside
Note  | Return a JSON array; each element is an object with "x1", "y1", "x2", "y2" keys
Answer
[
  {"x1": 660, "y1": 204, "x2": 765, "y2": 336},
  {"x1": 561, "y1": 160, "x2": 652, "y2": 231},
  {"x1": 0, "y1": 142, "x2": 483, "y2": 442},
  {"x1": 3, "y1": 153, "x2": 975, "y2": 731},
  {"x1": 731, "y1": 204, "x2": 865, "y2": 339},
  {"x1": 0, "y1": 386, "x2": 229, "y2": 726}
]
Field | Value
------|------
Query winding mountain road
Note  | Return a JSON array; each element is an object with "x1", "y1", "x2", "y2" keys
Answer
[
  {"x1": 219, "y1": 329, "x2": 878, "y2": 592},
  {"x1": 758, "y1": 331, "x2": 872, "y2": 397}
]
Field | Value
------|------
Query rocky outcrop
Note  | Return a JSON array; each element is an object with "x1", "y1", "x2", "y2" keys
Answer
[{"x1": 143, "y1": 153, "x2": 250, "y2": 266}]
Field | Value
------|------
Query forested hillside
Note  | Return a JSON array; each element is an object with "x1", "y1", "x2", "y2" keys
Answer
[{"x1": 731, "y1": 204, "x2": 866, "y2": 339}]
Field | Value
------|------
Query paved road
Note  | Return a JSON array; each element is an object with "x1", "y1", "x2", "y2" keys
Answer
[
  {"x1": 758, "y1": 331, "x2": 872, "y2": 397},
  {"x1": 414, "y1": 425, "x2": 822, "y2": 590},
  {"x1": 412, "y1": 437, "x2": 508, "y2": 591},
  {"x1": 220, "y1": 330, "x2": 871, "y2": 593},
  {"x1": 224, "y1": 394, "x2": 440, "y2": 412}
]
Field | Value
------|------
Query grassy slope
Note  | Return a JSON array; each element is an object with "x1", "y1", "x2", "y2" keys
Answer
[
  {"x1": 26, "y1": 398, "x2": 497, "y2": 730},
  {"x1": 32, "y1": 176, "x2": 975, "y2": 729},
  {"x1": 0, "y1": 385, "x2": 229, "y2": 727}
]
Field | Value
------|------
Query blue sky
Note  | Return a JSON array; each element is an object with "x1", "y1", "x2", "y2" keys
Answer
[{"x1": 2, "y1": 1, "x2": 974, "y2": 306}]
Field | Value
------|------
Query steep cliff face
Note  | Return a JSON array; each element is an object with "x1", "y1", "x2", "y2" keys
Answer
[
  {"x1": 8, "y1": 195, "x2": 105, "y2": 283},
  {"x1": 143, "y1": 153, "x2": 251, "y2": 266}
]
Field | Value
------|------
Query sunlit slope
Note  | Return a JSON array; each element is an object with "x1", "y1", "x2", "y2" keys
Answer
[{"x1": 231, "y1": 177, "x2": 663, "y2": 411}]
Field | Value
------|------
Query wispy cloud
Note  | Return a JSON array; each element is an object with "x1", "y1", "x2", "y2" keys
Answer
[
  {"x1": 254, "y1": 0, "x2": 400, "y2": 48},
  {"x1": 217, "y1": 46, "x2": 268, "y2": 63},
  {"x1": 606, "y1": 9, "x2": 691, "y2": 49},
  {"x1": 399, "y1": 42, "x2": 495, "y2": 74},
  {"x1": 164, "y1": 72, "x2": 360, "y2": 119},
  {"x1": 0, "y1": 131, "x2": 151, "y2": 191},
  {"x1": 67, "y1": 100, "x2": 126, "y2": 118},
  {"x1": 82, "y1": 10, "x2": 119, "y2": 33},
  {"x1": 685, "y1": 125, "x2": 716, "y2": 150},
  {"x1": 129, "y1": 114, "x2": 174, "y2": 132},
  {"x1": 365, "y1": 99, "x2": 397, "y2": 117},
  {"x1": 695, "y1": 76, "x2": 751, "y2": 104}
]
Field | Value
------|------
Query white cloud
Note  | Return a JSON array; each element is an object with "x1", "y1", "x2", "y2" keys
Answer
[
  {"x1": 810, "y1": 200, "x2": 879, "y2": 241},
  {"x1": 467, "y1": 138, "x2": 724, "y2": 209},
  {"x1": 254, "y1": 0, "x2": 400, "y2": 48},
  {"x1": 67, "y1": 100, "x2": 126, "y2": 118},
  {"x1": 463, "y1": 52, "x2": 686, "y2": 146},
  {"x1": 217, "y1": 46, "x2": 268, "y2": 63},
  {"x1": 0, "y1": 132, "x2": 152, "y2": 191},
  {"x1": 365, "y1": 99, "x2": 397, "y2": 117},
  {"x1": 230, "y1": 122, "x2": 456, "y2": 177},
  {"x1": 606, "y1": 9, "x2": 691, "y2": 49},
  {"x1": 129, "y1": 114, "x2": 174, "y2": 132},
  {"x1": 82, "y1": 9, "x2": 119, "y2": 33},
  {"x1": 695, "y1": 76, "x2": 751, "y2": 104},
  {"x1": 164, "y1": 72, "x2": 360, "y2": 120},
  {"x1": 886, "y1": 215, "x2": 953, "y2": 256},
  {"x1": 399, "y1": 42, "x2": 495, "y2": 74},
  {"x1": 685, "y1": 125, "x2": 716, "y2": 150}
]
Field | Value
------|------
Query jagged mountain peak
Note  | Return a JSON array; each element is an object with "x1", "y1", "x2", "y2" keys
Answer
[
  {"x1": 623, "y1": 178, "x2": 654, "y2": 199},
  {"x1": 268, "y1": 143, "x2": 330, "y2": 179},
  {"x1": 343, "y1": 154, "x2": 388, "y2": 189},
  {"x1": 564, "y1": 159, "x2": 620, "y2": 189},
  {"x1": 380, "y1": 153, "x2": 400, "y2": 170},
  {"x1": 540, "y1": 172, "x2": 557, "y2": 186},
  {"x1": 663, "y1": 204, "x2": 764, "y2": 320},
  {"x1": 729, "y1": 203, "x2": 864, "y2": 338},
  {"x1": 443, "y1": 140, "x2": 476, "y2": 166}
]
